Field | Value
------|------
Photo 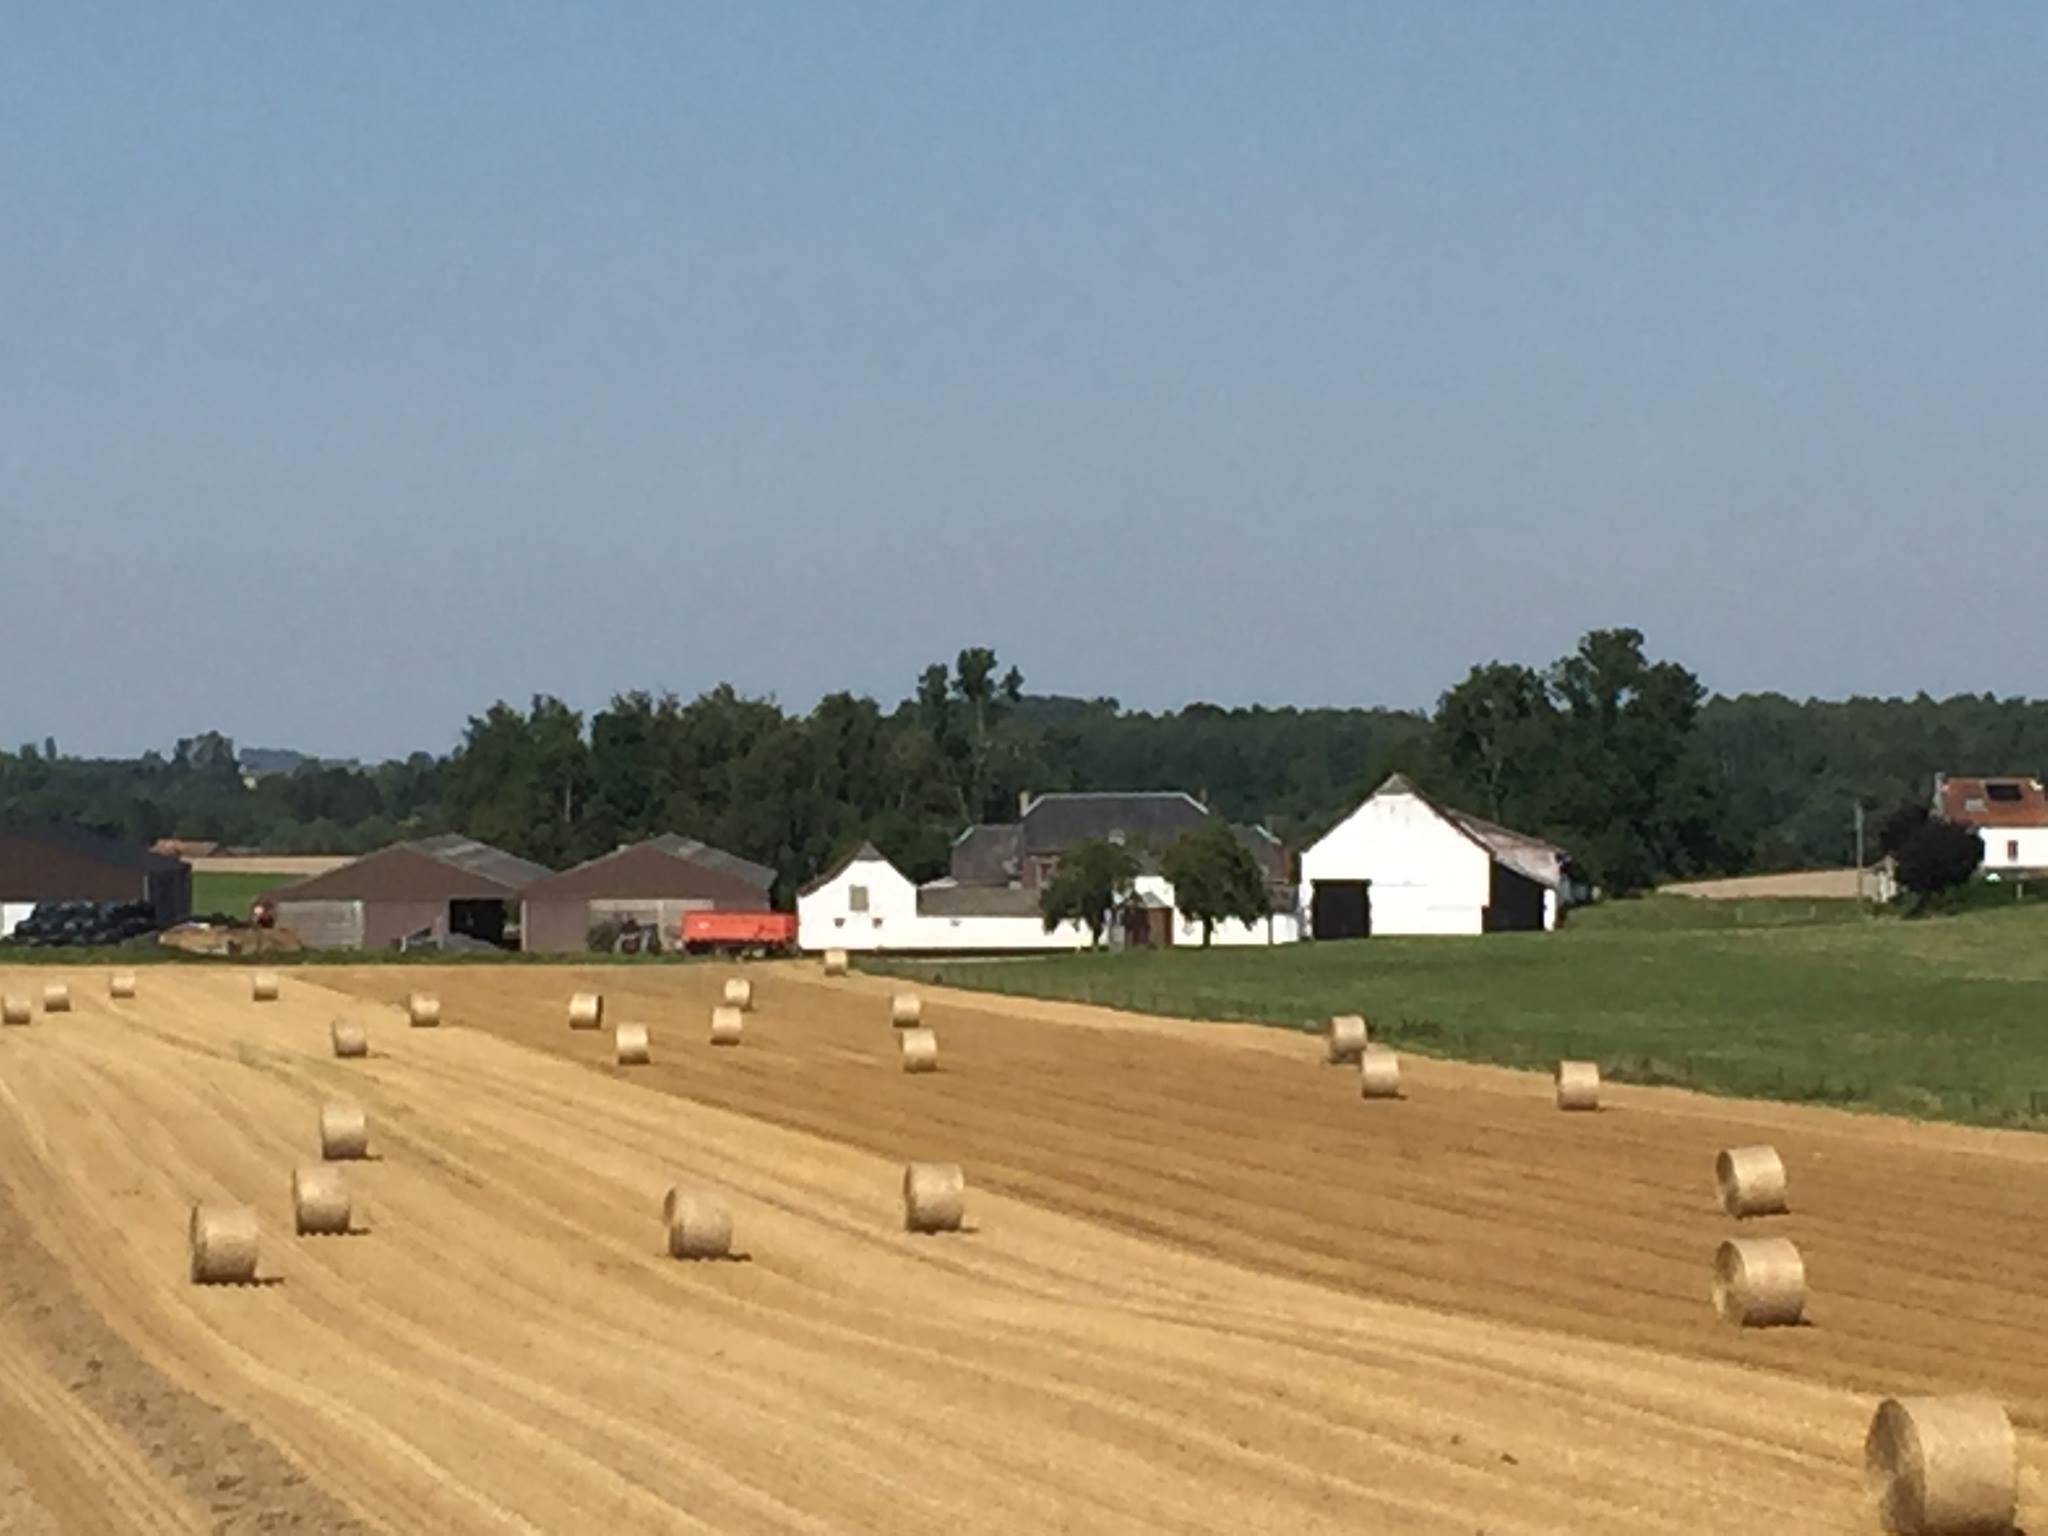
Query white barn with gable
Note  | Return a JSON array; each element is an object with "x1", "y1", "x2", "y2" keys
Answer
[{"x1": 1297, "y1": 775, "x2": 1575, "y2": 938}]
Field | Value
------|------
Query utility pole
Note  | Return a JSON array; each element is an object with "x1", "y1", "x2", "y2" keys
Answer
[{"x1": 1853, "y1": 798, "x2": 1868, "y2": 913}]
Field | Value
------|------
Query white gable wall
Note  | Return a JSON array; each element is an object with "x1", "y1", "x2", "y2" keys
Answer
[
  {"x1": 796, "y1": 854, "x2": 921, "y2": 952},
  {"x1": 1298, "y1": 790, "x2": 1493, "y2": 937}
]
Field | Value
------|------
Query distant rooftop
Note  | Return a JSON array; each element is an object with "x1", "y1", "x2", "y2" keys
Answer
[{"x1": 1936, "y1": 775, "x2": 2048, "y2": 828}]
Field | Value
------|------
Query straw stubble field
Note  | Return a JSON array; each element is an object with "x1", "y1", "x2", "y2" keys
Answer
[{"x1": 0, "y1": 962, "x2": 2041, "y2": 1532}]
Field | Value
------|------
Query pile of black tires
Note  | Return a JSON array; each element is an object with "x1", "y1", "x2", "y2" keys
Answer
[{"x1": 3, "y1": 900, "x2": 161, "y2": 948}]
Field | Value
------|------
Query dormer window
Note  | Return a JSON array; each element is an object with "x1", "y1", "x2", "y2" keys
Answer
[{"x1": 1986, "y1": 782, "x2": 2024, "y2": 802}]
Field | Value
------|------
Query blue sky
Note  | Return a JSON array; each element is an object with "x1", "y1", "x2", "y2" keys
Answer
[{"x1": 4, "y1": 3, "x2": 2044, "y2": 759}]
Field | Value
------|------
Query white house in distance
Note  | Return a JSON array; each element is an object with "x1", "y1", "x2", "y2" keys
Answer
[
  {"x1": 1297, "y1": 774, "x2": 1576, "y2": 937},
  {"x1": 796, "y1": 791, "x2": 1301, "y2": 953},
  {"x1": 1935, "y1": 774, "x2": 2048, "y2": 876}
]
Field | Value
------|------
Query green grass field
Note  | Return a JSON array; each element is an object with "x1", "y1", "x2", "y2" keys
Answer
[
  {"x1": 873, "y1": 902, "x2": 2048, "y2": 1129},
  {"x1": 190, "y1": 871, "x2": 290, "y2": 918}
]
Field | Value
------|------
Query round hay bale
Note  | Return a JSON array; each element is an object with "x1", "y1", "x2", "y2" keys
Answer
[
  {"x1": 319, "y1": 1101, "x2": 368, "y2": 1161},
  {"x1": 330, "y1": 1017, "x2": 368, "y2": 1059},
  {"x1": 292, "y1": 1165, "x2": 352, "y2": 1236},
  {"x1": 1865, "y1": 1395, "x2": 2015, "y2": 1536},
  {"x1": 722, "y1": 977, "x2": 753, "y2": 1011},
  {"x1": 250, "y1": 971, "x2": 279, "y2": 1003},
  {"x1": 42, "y1": 982, "x2": 71, "y2": 1014},
  {"x1": 902, "y1": 1161, "x2": 966, "y2": 1234},
  {"x1": 1555, "y1": 1060, "x2": 1601, "y2": 1111},
  {"x1": 2, "y1": 994, "x2": 31, "y2": 1026},
  {"x1": 616, "y1": 1022, "x2": 651, "y2": 1065},
  {"x1": 1712, "y1": 1236, "x2": 1806, "y2": 1328},
  {"x1": 890, "y1": 992, "x2": 923, "y2": 1028},
  {"x1": 1715, "y1": 1145, "x2": 1790, "y2": 1219},
  {"x1": 708, "y1": 1006, "x2": 743, "y2": 1047},
  {"x1": 1358, "y1": 1043, "x2": 1401, "y2": 1099},
  {"x1": 108, "y1": 970, "x2": 138, "y2": 1000},
  {"x1": 407, "y1": 992, "x2": 440, "y2": 1028},
  {"x1": 899, "y1": 1027, "x2": 939, "y2": 1073},
  {"x1": 567, "y1": 991, "x2": 603, "y2": 1029},
  {"x1": 822, "y1": 948, "x2": 850, "y2": 978},
  {"x1": 664, "y1": 1189, "x2": 734, "y2": 1260},
  {"x1": 188, "y1": 1202, "x2": 259, "y2": 1283},
  {"x1": 1325, "y1": 1014, "x2": 1368, "y2": 1065}
]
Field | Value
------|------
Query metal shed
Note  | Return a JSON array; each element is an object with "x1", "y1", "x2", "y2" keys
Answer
[
  {"x1": 0, "y1": 823, "x2": 192, "y2": 936},
  {"x1": 520, "y1": 834, "x2": 776, "y2": 953},
  {"x1": 265, "y1": 833, "x2": 549, "y2": 951}
]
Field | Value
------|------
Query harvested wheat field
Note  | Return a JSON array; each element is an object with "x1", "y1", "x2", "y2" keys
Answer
[{"x1": 1, "y1": 968, "x2": 2042, "y2": 1532}]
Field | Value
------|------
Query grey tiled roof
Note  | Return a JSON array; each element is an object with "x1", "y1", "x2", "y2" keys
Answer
[
  {"x1": 948, "y1": 824, "x2": 1022, "y2": 885},
  {"x1": 410, "y1": 833, "x2": 552, "y2": 891},
  {"x1": 1018, "y1": 792, "x2": 1210, "y2": 855},
  {"x1": 915, "y1": 883, "x2": 1045, "y2": 918}
]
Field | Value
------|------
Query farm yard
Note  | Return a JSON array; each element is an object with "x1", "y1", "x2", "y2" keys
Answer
[{"x1": 0, "y1": 960, "x2": 2042, "y2": 1531}]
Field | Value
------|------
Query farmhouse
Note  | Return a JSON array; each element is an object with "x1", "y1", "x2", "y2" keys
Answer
[
  {"x1": 519, "y1": 835, "x2": 776, "y2": 953},
  {"x1": 264, "y1": 833, "x2": 548, "y2": 951},
  {"x1": 1934, "y1": 774, "x2": 2048, "y2": 876},
  {"x1": 1297, "y1": 775, "x2": 1575, "y2": 937},
  {"x1": 796, "y1": 791, "x2": 1300, "y2": 953},
  {"x1": 0, "y1": 823, "x2": 192, "y2": 936}
]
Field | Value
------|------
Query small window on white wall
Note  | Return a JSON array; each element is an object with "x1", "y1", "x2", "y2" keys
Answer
[
  {"x1": 848, "y1": 884, "x2": 869, "y2": 913},
  {"x1": 2008, "y1": 840, "x2": 2020, "y2": 862}
]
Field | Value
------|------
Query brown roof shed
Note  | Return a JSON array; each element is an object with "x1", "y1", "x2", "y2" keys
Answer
[
  {"x1": 266, "y1": 834, "x2": 549, "y2": 951},
  {"x1": 266, "y1": 836, "x2": 548, "y2": 904},
  {"x1": 520, "y1": 835, "x2": 775, "y2": 953}
]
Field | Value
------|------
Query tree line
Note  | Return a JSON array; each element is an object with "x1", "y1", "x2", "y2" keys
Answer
[{"x1": 7, "y1": 633, "x2": 2047, "y2": 899}]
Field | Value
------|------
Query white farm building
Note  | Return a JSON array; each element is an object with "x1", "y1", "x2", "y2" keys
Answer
[
  {"x1": 1297, "y1": 775, "x2": 1577, "y2": 938},
  {"x1": 797, "y1": 791, "x2": 1301, "y2": 953},
  {"x1": 1934, "y1": 774, "x2": 2048, "y2": 876}
]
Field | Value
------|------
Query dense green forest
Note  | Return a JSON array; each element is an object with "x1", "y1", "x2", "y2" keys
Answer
[{"x1": 6, "y1": 631, "x2": 2046, "y2": 899}]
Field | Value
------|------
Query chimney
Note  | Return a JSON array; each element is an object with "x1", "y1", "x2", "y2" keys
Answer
[{"x1": 1018, "y1": 789, "x2": 1033, "y2": 819}]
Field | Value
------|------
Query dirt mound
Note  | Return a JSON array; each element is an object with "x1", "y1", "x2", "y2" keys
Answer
[{"x1": 156, "y1": 923, "x2": 305, "y2": 957}]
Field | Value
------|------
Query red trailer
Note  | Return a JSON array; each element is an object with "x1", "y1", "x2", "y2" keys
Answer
[{"x1": 678, "y1": 910, "x2": 798, "y2": 956}]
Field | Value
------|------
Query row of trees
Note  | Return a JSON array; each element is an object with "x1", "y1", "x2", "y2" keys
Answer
[{"x1": 6, "y1": 633, "x2": 2046, "y2": 899}]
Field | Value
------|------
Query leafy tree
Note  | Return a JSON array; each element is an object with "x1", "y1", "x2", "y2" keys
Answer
[
  {"x1": 1431, "y1": 661, "x2": 1556, "y2": 823},
  {"x1": 914, "y1": 648, "x2": 1025, "y2": 822},
  {"x1": 1545, "y1": 628, "x2": 1706, "y2": 892},
  {"x1": 1162, "y1": 819, "x2": 1269, "y2": 946},
  {"x1": 1895, "y1": 820, "x2": 1983, "y2": 897},
  {"x1": 442, "y1": 696, "x2": 591, "y2": 865},
  {"x1": 1039, "y1": 837, "x2": 1137, "y2": 947},
  {"x1": 1874, "y1": 800, "x2": 1931, "y2": 861}
]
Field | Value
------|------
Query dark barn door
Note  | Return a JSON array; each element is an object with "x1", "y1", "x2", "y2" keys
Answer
[
  {"x1": 448, "y1": 898, "x2": 510, "y2": 948},
  {"x1": 1311, "y1": 880, "x2": 1370, "y2": 940},
  {"x1": 1482, "y1": 865, "x2": 1546, "y2": 932}
]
